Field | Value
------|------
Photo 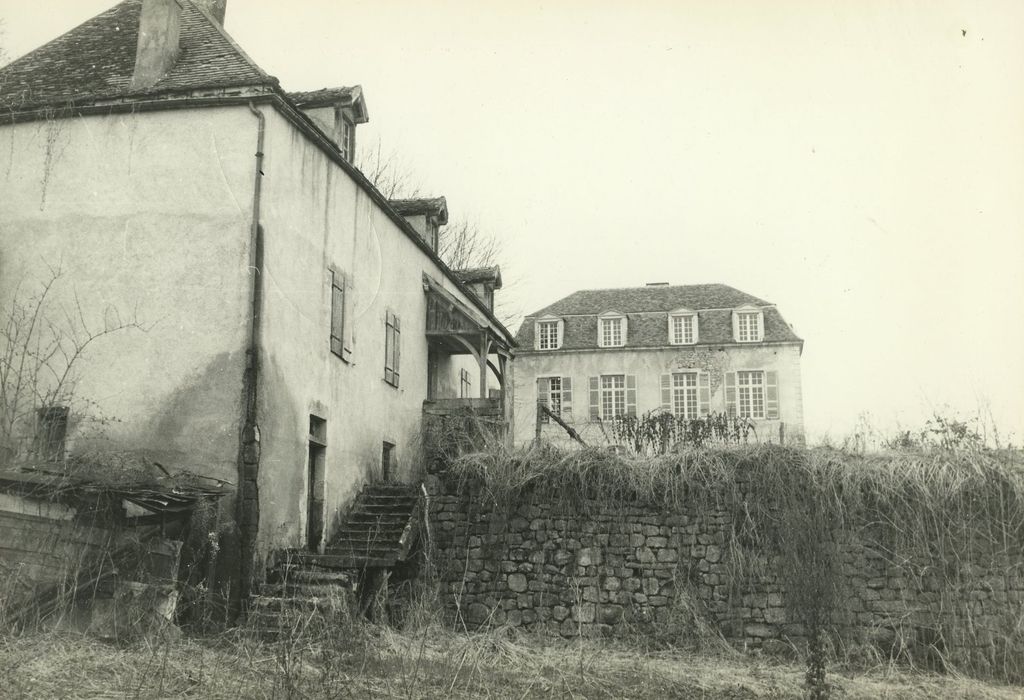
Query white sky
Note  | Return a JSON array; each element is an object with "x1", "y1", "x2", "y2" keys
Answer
[{"x1": 2, "y1": 0, "x2": 1023, "y2": 443}]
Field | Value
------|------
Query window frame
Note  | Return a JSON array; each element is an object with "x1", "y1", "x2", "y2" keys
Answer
[
  {"x1": 736, "y1": 370, "x2": 766, "y2": 419},
  {"x1": 733, "y1": 307, "x2": 764, "y2": 343},
  {"x1": 668, "y1": 311, "x2": 698, "y2": 345},
  {"x1": 597, "y1": 312, "x2": 626, "y2": 348},
  {"x1": 459, "y1": 367, "x2": 472, "y2": 398},
  {"x1": 535, "y1": 317, "x2": 563, "y2": 350},
  {"x1": 599, "y1": 374, "x2": 627, "y2": 419},
  {"x1": 670, "y1": 371, "x2": 700, "y2": 419}
]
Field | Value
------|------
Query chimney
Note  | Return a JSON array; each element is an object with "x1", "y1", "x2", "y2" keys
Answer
[
  {"x1": 195, "y1": 0, "x2": 227, "y2": 25},
  {"x1": 130, "y1": 0, "x2": 182, "y2": 91}
]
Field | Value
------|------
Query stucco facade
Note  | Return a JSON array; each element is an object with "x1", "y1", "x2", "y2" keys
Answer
[
  {"x1": 0, "y1": 0, "x2": 514, "y2": 571},
  {"x1": 512, "y1": 285, "x2": 804, "y2": 447}
]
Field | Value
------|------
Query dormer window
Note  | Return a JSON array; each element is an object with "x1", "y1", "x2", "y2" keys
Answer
[
  {"x1": 598, "y1": 313, "x2": 626, "y2": 348},
  {"x1": 340, "y1": 114, "x2": 355, "y2": 161},
  {"x1": 733, "y1": 307, "x2": 764, "y2": 343},
  {"x1": 668, "y1": 311, "x2": 698, "y2": 345},
  {"x1": 535, "y1": 317, "x2": 563, "y2": 350}
]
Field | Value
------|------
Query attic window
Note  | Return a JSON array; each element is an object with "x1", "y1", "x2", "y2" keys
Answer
[
  {"x1": 734, "y1": 310, "x2": 764, "y2": 343},
  {"x1": 339, "y1": 114, "x2": 355, "y2": 161},
  {"x1": 536, "y1": 318, "x2": 563, "y2": 350},
  {"x1": 598, "y1": 314, "x2": 626, "y2": 348},
  {"x1": 669, "y1": 312, "x2": 698, "y2": 345}
]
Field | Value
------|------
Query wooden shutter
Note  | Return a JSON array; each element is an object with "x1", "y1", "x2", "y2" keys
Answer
[
  {"x1": 724, "y1": 372, "x2": 737, "y2": 417},
  {"x1": 731, "y1": 312, "x2": 740, "y2": 342},
  {"x1": 626, "y1": 375, "x2": 637, "y2": 417},
  {"x1": 589, "y1": 377, "x2": 600, "y2": 420},
  {"x1": 692, "y1": 314, "x2": 700, "y2": 343},
  {"x1": 698, "y1": 372, "x2": 711, "y2": 415},
  {"x1": 384, "y1": 311, "x2": 399, "y2": 386},
  {"x1": 562, "y1": 377, "x2": 573, "y2": 416},
  {"x1": 330, "y1": 271, "x2": 344, "y2": 358},
  {"x1": 661, "y1": 374, "x2": 672, "y2": 412},
  {"x1": 765, "y1": 371, "x2": 779, "y2": 419},
  {"x1": 342, "y1": 273, "x2": 354, "y2": 361},
  {"x1": 393, "y1": 313, "x2": 401, "y2": 385}
]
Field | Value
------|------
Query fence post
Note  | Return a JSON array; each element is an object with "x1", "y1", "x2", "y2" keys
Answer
[{"x1": 534, "y1": 400, "x2": 543, "y2": 446}]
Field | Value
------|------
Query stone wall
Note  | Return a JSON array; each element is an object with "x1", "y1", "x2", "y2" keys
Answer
[{"x1": 427, "y1": 475, "x2": 1024, "y2": 676}]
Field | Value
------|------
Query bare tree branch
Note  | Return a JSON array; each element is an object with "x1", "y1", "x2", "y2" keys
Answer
[{"x1": 0, "y1": 266, "x2": 148, "y2": 460}]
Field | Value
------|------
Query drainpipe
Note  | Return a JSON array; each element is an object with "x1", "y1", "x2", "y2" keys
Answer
[{"x1": 236, "y1": 102, "x2": 265, "y2": 608}]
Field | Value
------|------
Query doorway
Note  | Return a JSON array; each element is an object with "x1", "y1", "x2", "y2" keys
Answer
[{"x1": 307, "y1": 415, "x2": 327, "y2": 552}]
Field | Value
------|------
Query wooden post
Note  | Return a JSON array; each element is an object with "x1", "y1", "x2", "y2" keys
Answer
[{"x1": 535, "y1": 399, "x2": 543, "y2": 446}]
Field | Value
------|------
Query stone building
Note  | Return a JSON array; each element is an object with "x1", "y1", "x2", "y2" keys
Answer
[
  {"x1": 513, "y1": 283, "x2": 803, "y2": 446},
  {"x1": 0, "y1": 0, "x2": 514, "y2": 589}
]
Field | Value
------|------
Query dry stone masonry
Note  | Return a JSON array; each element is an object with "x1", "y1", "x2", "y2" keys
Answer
[{"x1": 427, "y1": 474, "x2": 1024, "y2": 677}]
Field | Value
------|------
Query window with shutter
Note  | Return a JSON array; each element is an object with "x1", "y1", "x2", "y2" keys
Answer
[
  {"x1": 342, "y1": 274, "x2": 354, "y2": 361},
  {"x1": 589, "y1": 377, "x2": 600, "y2": 420},
  {"x1": 736, "y1": 370, "x2": 765, "y2": 419},
  {"x1": 330, "y1": 270, "x2": 345, "y2": 358},
  {"x1": 660, "y1": 374, "x2": 671, "y2": 412},
  {"x1": 599, "y1": 375, "x2": 627, "y2": 418},
  {"x1": 384, "y1": 310, "x2": 401, "y2": 387},
  {"x1": 670, "y1": 372, "x2": 699, "y2": 419}
]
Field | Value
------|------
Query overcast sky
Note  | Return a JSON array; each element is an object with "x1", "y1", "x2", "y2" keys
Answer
[{"x1": 2, "y1": 0, "x2": 1022, "y2": 443}]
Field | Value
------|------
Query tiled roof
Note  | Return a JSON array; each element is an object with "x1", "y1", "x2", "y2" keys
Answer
[
  {"x1": 286, "y1": 86, "x2": 368, "y2": 124},
  {"x1": 530, "y1": 284, "x2": 771, "y2": 317},
  {"x1": 388, "y1": 197, "x2": 449, "y2": 224},
  {"x1": 0, "y1": 0, "x2": 274, "y2": 111},
  {"x1": 516, "y1": 284, "x2": 802, "y2": 349},
  {"x1": 287, "y1": 87, "x2": 357, "y2": 107},
  {"x1": 454, "y1": 266, "x2": 502, "y2": 288}
]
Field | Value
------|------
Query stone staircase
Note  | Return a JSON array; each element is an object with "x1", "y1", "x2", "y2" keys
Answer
[{"x1": 248, "y1": 482, "x2": 422, "y2": 637}]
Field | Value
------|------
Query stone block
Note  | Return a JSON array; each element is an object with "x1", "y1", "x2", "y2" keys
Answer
[
  {"x1": 572, "y1": 603, "x2": 596, "y2": 624},
  {"x1": 637, "y1": 547, "x2": 656, "y2": 564},
  {"x1": 577, "y1": 547, "x2": 603, "y2": 566},
  {"x1": 603, "y1": 576, "x2": 621, "y2": 591},
  {"x1": 646, "y1": 536, "x2": 668, "y2": 547},
  {"x1": 704, "y1": 545, "x2": 722, "y2": 563},
  {"x1": 656, "y1": 548, "x2": 678, "y2": 563},
  {"x1": 553, "y1": 605, "x2": 570, "y2": 621}
]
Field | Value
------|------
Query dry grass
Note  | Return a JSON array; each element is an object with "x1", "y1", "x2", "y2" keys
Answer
[{"x1": 0, "y1": 624, "x2": 1021, "y2": 699}]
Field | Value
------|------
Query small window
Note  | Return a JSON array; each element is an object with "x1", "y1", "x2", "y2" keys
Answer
[
  {"x1": 598, "y1": 314, "x2": 626, "y2": 348},
  {"x1": 339, "y1": 115, "x2": 355, "y2": 161},
  {"x1": 460, "y1": 368, "x2": 472, "y2": 398},
  {"x1": 537, "y1": 319, "x2": 562, "y2": 350},
  {"x1": 384, "y1": 310, "x2": 401, "y2": 387},
  {"x1": 35, "y1": 406, "x2": 69, "y2": 462},
  {"x1": 669, "y1": 313, "x2": 698, "y2": 345}
]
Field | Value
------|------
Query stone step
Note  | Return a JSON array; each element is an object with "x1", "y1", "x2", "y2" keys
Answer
[{"x1": 259, "y1": 582, "x2": 353, "y2": 599}]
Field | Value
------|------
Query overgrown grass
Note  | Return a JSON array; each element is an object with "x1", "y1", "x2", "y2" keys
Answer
[
  {"x1": 443, "y1": 441, "x2": 1024, "y2": 688},
  {"x1": 1, "y1": 622, "x2": 1021, "y2": 699}
]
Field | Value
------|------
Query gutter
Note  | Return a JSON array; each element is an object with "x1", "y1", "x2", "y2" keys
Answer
[{"x1": 235, "y1": 101, "x2": 266, "y2": 604}]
